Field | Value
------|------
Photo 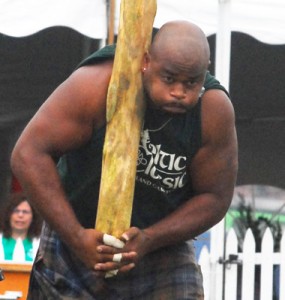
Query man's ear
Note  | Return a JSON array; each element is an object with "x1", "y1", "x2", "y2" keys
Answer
[{"x1": 142, "y1": 52, "x2": 150, "y2": 72}]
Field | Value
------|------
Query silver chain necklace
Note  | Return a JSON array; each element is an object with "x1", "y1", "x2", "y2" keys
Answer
[{"x1": 142, "y1": 117, "x2": 173, "y2": 133}]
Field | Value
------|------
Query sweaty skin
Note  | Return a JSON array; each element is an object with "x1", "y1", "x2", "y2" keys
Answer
[{"x1": 11, "y1": 21, "x2": 238, "y2": 277}]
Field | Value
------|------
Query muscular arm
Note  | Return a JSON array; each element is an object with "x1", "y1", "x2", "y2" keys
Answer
[
  {"x1": 122, "y1": 89, "x2": 238, "y2": 257},
  {"x1": 10, "y1": 61, "x2": 136, "y2": 270}
]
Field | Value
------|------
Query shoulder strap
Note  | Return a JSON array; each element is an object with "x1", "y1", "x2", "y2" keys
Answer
[
  {"x1": 76, "y1": 44, "x2": 116, "y2": 69},
  {"x1": 204, "y1": 71, "x2": 229, "y2": 96}
]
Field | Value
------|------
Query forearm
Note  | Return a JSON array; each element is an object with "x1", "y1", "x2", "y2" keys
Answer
[
  {"x1": 11, "y1": 148, "x2": 84, "y2": 249},
  {"x1": 142, "y1": 192, "x2": 230, "y2": 254}
]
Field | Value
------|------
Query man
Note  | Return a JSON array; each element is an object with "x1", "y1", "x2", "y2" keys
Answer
[{"x1": 11, "y1": 21, "x2": 238, "y2": 299}]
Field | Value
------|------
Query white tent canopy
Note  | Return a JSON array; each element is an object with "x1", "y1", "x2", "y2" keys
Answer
[
  {"x1": 1, "y1": 0, "x2": 284, "y2": 90},
  {"x1": 1, "y1": 0, "x2": 284, "y2": 44},
  {"x1": 153, "y1": 0, "x2": 285, "y2": 45},
  {"x1": 0, "y1": 0, "x2": 107, "y2": 39}
]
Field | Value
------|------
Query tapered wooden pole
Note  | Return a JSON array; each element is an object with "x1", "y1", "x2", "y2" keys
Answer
[{"x1": 95, "y1": 0, "x2": 157, "y2": 238}]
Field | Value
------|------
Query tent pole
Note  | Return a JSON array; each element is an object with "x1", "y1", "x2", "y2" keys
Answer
[
  {"x1": 215, "y1": 0, "x2": 231, "y2": 92},
  {"x1": 107, "y1": 0, "x2": 116, "y2": 44},
  {"x1": 211, "y1": 3, "x2": 232, "y2": 299}
]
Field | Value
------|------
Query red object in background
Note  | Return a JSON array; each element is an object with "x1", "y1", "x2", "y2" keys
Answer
[{"x1": 11, "y1": 175, "x2": 22, "y2": 192}]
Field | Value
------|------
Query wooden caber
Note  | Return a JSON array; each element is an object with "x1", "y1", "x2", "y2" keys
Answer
[{"x1": 95, "y1": 0, "x2": 157, "y2": 238}]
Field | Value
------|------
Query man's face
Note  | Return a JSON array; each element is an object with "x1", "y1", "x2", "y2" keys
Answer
[{"x1": 142, "y1": 52, "x2": 206, "y2": 114}]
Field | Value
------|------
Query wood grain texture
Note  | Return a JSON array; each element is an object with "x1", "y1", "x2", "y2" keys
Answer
[{"x1": 95, "y1": 0, "x2": 157, "y2": 237}]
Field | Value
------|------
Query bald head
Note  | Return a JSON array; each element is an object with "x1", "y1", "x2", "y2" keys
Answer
[{"x1": 150, "y1": 20, "x2": 210, "y2": 71}]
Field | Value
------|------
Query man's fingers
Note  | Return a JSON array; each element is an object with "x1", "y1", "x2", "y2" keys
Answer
[
  {"x1": 97, "y1": 245, "x2": 118, "y2": 254},
  {"x1": 112, "y1": 253, "x2": 122, "y2": 262},
  {"x1": 121, "y1": 232, "x2": 129, "y2": 242},
  {"x1": 105, "y1": 269, "x2": 119, "y2": 278},
  {"x1": 103, "y1": 234, "x2": 125, "y2": 248},
  {"x1": 121, "y1": 227, "x2": 140, "y2": 242},
  {"x1": 119, "y1": 262, "x2": 136, "y2": 273},
  {"x1": 104, "y1": 263, "x2": 136, "y2": 279},
  {"x1": 95, "y1": 251, "x2": 137, "y2": 268},
  {"x1": 94, "y1": 261, "x2": 115, "y2": 271}
]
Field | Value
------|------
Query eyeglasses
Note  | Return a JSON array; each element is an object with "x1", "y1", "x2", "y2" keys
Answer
[{"x1": 12, "y1": 209, "x2": 32, "y2": 215}]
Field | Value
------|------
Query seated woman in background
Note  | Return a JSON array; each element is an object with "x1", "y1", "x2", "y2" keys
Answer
[{"x1": 0, "y1": 192, "x2": 42, "y2": 262}]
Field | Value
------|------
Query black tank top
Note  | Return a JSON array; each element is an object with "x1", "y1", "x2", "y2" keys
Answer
[{"x1": 57, "y1": 44, "x2": 228, "y2": 229}]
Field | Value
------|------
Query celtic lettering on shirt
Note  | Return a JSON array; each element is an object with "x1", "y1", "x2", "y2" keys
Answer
[{"x1": 136, "y1": 129, "x2": 188, "y2": 193}]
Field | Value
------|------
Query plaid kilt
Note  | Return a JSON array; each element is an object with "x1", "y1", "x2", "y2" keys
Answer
[{"x1": 27, "y1": 223, "x2": 204, "y2": 300}]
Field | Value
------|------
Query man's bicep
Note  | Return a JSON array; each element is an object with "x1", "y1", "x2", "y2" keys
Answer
[
  {"x1": 17, "y1": 79, "x2": 94, "y2": 157},
  {"x1": 190, "y1": 94, "x2": 238, "y2": 204}
]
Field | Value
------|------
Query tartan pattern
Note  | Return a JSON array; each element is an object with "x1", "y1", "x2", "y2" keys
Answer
[{"x1": 28, "y1": 223, "x2": 204, "y2": 299}]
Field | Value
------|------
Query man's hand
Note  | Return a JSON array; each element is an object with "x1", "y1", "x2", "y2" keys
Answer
[
  {"x1": 93, "y1": 229, "x2": 150, "y2": 278},
  {"x1": 120, "y1": 227, "x2": 153, "y2": 260},
  {"x1": 76, "y1": 230, "x2": 137, "y2": 278}
]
